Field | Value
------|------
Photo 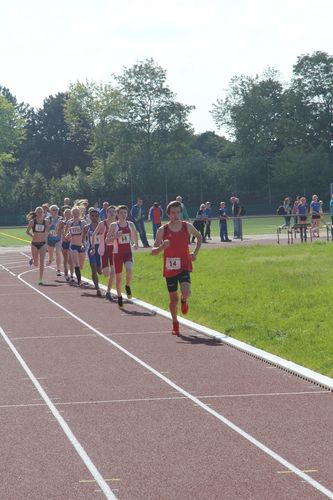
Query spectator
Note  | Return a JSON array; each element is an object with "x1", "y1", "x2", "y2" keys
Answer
[
  {"x1": 149, "y1": 202, "x2": 164, "y2": 240},
  {"x1": 131, "y1": 198, "x2": 150, "y2": 247},
  {"x1": 204, "y1": 201, "x2": 212, "y2": 240},
  {"x1": 292, "y1": 196, "x2": 300, "y2": 226},
  {"x1": 63, "y1": 197, "x2": 71, "y2": 207},
  {"x1": 219, "y1": 202, "x2": 231, "y2": 242},
  {"x1": 175, "y1": 196, "x2": 190, "y2": 221},
  {"x1": 191, "y1": 203, "x2": 207, "y2": 243},
  {"x1": 310, "y1": 194, "x2": 320, "y2": 238},
  {"x1": 297, "y1": 196, "x2": 308, "y2": 241},
  {"x1": 283, "y1": 197, "x2": 292, "y2": 227},
  {"x1": 99, "y1": 201, "x2": 109, "y2": 221},
  {"x1": 42, "y1": 203, "x2": 50, "y2": 218},
  {"x1": 230, "y1": 196, "x2": 243, "y2": 239}
]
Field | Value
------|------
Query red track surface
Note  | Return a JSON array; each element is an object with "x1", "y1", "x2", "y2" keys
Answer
[{"x1": 0, "y1": 250, "x2": 332, "y2": 499}]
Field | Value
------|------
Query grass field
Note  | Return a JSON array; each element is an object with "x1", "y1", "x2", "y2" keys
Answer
[
  {"x1": 0, "y1": 216, "x2": 293, "y2": 246},
  {"x1": 1, "y1": 225, "x2": 333, "y2": 377}
]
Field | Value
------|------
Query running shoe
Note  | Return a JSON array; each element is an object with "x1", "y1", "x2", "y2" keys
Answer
[
  {"x1": 181, "y1": 298, "x2": 189, "y2": 315},
  {"x1": 29, "y1": 258, "x2": 33, "y2": 266},
  {"x1": 65, "y1": 275, "x2": 70, "y2": 282},
  {"x1": 96, "y1": 289, "x2": 102, "y2": 297},
  {"x1": 172, "y1": 321, "x2": 180, "y2": 336},
  {"x1": 105, "y1": 292, "x2": 113, "y2": 301},
  {"x1": 38, "y1": 279, "x2": 43, "y2": 286},
  {"x1": 70, "y1": 277, "x2": 75, "y2": 283},
  {"x1": 56, "y1": 270, "x2": 61, "y2": 276},
  {"x1": 125, "y1": 285, "x2": 132, "y2": 299},
  {"x1": 118, "y1": 296, "x2": 123, "y2": 308}
]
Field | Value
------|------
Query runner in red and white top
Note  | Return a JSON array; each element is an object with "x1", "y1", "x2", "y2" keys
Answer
[
  {"x1": 91, "y1": 205, "x2": 117, "y2": 301},
  {"x1": 107, "y1": 205, "x2": 138, "y2": 308},
  {"x1": 152, "y1": 200, "x2": 202, "y2": 336}
]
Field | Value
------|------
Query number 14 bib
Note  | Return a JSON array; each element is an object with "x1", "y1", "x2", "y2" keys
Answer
[{"x1": 166, "y1": 257, "x2": 181, "y2": 270}]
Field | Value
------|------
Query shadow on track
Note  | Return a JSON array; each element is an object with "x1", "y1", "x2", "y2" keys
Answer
[
  {"x1": 177, "y1": 333, "x2": 223, "y2": 346},
  {"x1": 121, "y1": 307, "x2": 157, "y2": 317}
]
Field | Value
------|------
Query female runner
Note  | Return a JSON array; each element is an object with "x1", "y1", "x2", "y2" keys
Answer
[
  {"x1": 65, "y1": 207, "x2": 87, "y2": 286},
  {"x1": 57, "y1": 207, "x2": 74, "y2": 282},
  {"x1": 47, "y1": 205, "x2": 62, "y2": 275},
  {"x1": 26, "y1": 206, "x2": 50, "y2": 285},
  {"x1": 84, "y1": 207, "x2": 102, "y2": 296}
]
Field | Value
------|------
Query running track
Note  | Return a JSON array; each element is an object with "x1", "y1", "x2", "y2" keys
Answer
[{"x1": 0, "y1": 250, "x2": 332, "y2": 499}]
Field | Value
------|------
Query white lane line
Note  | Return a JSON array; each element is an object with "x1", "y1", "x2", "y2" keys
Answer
[
  {"x1": 0, "y1": 390, "x2": 329, "y2": 411},
  {"x1": 11, "y1": 334, "x2": 96, "y2": 340},
  {"x1": 0, "y1": 263, "x2": 16, "y2": 277},
  {"x1": 11, "y1": 268, "x2": 333, "y2": 499},
  {"x1": 0, "y1": 326, "x2": 116, "y2": 500}
]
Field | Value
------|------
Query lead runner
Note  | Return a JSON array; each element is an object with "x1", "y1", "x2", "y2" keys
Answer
[{"x1": 152, "y1": 200, "x2": 202, "y2": 336}]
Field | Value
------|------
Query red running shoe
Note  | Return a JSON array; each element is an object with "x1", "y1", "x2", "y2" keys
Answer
[
  {"x1": 172, "y1": 321, "x2": 180, "y2": 336},
  {"x1": 181, "y1": 298, "x2": 189, "y2": 315}
]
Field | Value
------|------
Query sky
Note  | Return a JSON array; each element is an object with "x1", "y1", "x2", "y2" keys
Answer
[{"x1": 1, "y1": 0, "x2": 333, "y2": 134}]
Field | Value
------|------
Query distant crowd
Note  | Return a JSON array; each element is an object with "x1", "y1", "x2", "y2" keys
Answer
[{"x1": 277, "y1": 194, "x2": 333, "y2": 238}]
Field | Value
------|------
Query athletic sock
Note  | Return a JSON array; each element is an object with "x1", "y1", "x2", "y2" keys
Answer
[{"x1": 75, "y1": 266, "x2": 81, "y2": 284}]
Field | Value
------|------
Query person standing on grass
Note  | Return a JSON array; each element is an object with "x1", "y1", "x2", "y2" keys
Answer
[
  {"x1": 84, "y1": 207, "x2": 102, "y2": 297},
  {"x1": 297, "y1": 196, "x2": 308, "y2": 241},
  {"x1": 107, "y1": 205, "x2": 138, "y2": 308},
  {"x1": 219, "y1": 202, "x2": 231, "y2": 242},
  {"x1": 131, "y1": 198, "x2": 150, "y2": 247},
  {"x1": 204, "y1": 201, "x2": 212, "y2": 240},
  {"x1": 91, "y1": 205, "x2": 117, "y2": 301},
  {"x1": 99, "y1": 201, "x2": 109, "y2": 221},
  {"x1": 152, "y1": 200, "x2": 202, "y2": 337},
  {"x1": 149, "y1": 202, "x2": 163, "y2": 240},
  {"x1": 65, "y1": 207, "x2": 87, "y2": 286},
  {"x1": 283, "y1": 197, "x2": 292, "y2": 228},
  {"x1": 230, "y1": 196, "x2": 242, "y2": 239},
  {"x1": 26, "y1": 206, "x2": 50, "y2": 285},
  {"x1": 176, "y1": 196, "x2": 190, "y2": 221},
  {"x1": 192, "y1": 203, "x2": 207, "y2": 243},
  {"x1": 310, "y1": 194, "x2": 321, "y2": 238}
]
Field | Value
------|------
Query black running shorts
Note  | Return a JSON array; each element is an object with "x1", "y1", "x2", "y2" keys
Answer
[{"x1": 166, "y1": 270, "x2": 191, "y2": 293}]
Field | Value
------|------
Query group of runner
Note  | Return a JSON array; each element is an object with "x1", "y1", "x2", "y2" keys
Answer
[{"x1": 26, "y1": 199, "x2": 202, "y2": 336}]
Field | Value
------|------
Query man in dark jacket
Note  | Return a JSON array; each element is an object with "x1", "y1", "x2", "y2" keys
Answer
[{"x1": 130, "y1": 198, "x2": 150, "y2": 247}]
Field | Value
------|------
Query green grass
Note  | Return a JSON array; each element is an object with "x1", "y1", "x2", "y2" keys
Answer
[
  {"x1": 2, "y1": 225, "x2": 333, "y2": 377},
  {"x1": 83, "y1": 243, "x2": 333, "y2": 378},
  {"x1": 0, "y1": 227, "x2": 31, "y2": 246}
]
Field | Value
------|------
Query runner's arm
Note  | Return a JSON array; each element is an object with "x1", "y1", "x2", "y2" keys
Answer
[
  {"x1": 26, "y1": 221, "x2": 33, "y2": 237},
  {"x1": 129, "y1": 222, "x2": 139, "y2": 248},
  {"x1": 106, "y1": 222, "x2": 117, "y2": 244},
  {"x1": 151, "y1": 226, "x2": 169, "y2": 255},
  {"x1": 91, "y1": 221, "x2": 102, "y2": 246},
  {"x1": 186, "y1": 222, "x2": 202, "y2": 259}
]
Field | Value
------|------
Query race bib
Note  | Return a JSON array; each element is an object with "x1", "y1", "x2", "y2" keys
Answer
[
  {"x1": 166, "y1": 257, "x2": 181, "y2": 270},
  {"x1": 119, "y1": 233, "x2": 130, "y2": 244},
  {"x1": 49, "y1": 229, "x2": 56, "y2": 236},
  {"x1": 70, "y1": 226, "x2": 82, "y2": 235},
  {"x1": 35, "y1": 224, "x2": 44, "y2": 232}
]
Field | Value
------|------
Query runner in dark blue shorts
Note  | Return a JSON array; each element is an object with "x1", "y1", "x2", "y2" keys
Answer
[{"x1": 84, "y1": 208, "x2": 102, "y2": 296}]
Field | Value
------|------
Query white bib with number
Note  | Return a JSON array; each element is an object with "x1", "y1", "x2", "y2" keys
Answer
[
  {"x1": 166, "y1": 257, "x2": 181, "y2": 270},
  {"x1": 70, "y1": 226, "x2": 82, "y2": 235},
  {"x1": 119, "y1": 233, "x2": 130, "y2": 244},
  {"x1": 35, "y1": 224, "x2": 44, "y2": 232},
  {"x1": 49, "y1": 229, "x2": 56, "y2": 236}
]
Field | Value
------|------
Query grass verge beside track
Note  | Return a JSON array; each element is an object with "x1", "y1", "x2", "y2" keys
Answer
[{"x1": 83, "y1": 243, "x2": 333, "y2": 378}]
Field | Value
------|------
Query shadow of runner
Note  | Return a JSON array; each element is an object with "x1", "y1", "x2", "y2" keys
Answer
[
  {"x1": 39, "y1": 283, "x2": 63, "y2": 287},
  {"x1": 121, "y1": 307, "x2": 157, "y2": 317},
  {"x1": 177, "y1": 333, "x2": 223, "y2": 346}
]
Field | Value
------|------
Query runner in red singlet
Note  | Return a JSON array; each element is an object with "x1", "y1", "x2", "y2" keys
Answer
[
  {"x1": 152, "y1": 200, "x2": 202, "y2": 336},
  {"x1": 107, "y1": 205, "x2": 138, "y2": 308},
  {"x1": 91, "y1": 205, "x2": 117, "y2": 301}
]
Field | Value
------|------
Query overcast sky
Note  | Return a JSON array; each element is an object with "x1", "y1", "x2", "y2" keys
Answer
[{"x1": 2, "y1": 0, "x2": 332, "y2": 133}]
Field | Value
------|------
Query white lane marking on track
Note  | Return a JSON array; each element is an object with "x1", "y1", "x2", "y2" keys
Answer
[
  {"x1": 0, "y1": 325, "x2": 116, "y2": 500},
  {"x1": 0, "y1": 390, "x2": 329, "y2": 411},
  {"x1": 11, "y1": 334, "x2": 96, "y2": 340},
  {"x1": 9, "y1": 267, "x2": 333, "y2": 499},
  {"x1": 0, "y1": 263, "x2": 16, "y2": 277}
]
